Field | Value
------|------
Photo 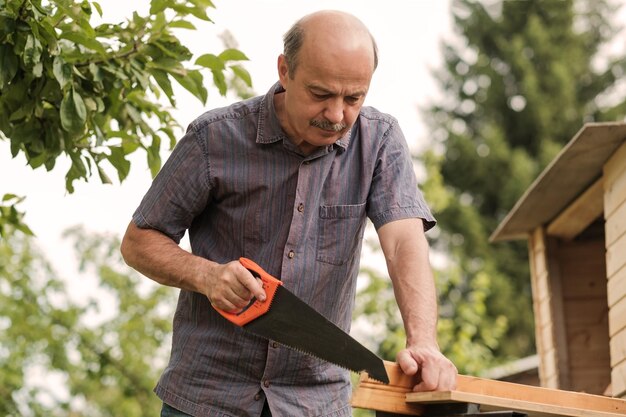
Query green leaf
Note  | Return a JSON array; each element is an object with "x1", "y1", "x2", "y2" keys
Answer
[
  {"x1": 230, "y1": 64, "x2": 252, "y2": 87},
  {"x1": 53, "y1": 56, "x2": 72, "y2": 88},
  {"x1": 0, "y1": 45, "x2": 18, "y2": 88},
  {"x1": 60, "y1": 31, "x2": 106, "y2": 55},
  {"x1": 107, "y1": 147, "x2": 131, "y2": 182},
  {"x1": 169, "y1": 20, "x2": 196, "y2": 30},
  {"x1": 23, "y1": 34, "x2": 43, "y2": 67},
  {"x1": 147, "y1": 146, "x2": 161, "y2": 177},
  {"x1": 60, "y1": 88, "x2": 87, "y2": 133},
  {"x1": 195, "y1": 53, "x2": 224, "y2": 70},
  {"x1": 9, "y1": 102, "x2": 35, "y2": 122},
  {"x1": 172, "y1": 70, "x2": 207, "y2": 104},
  {"x1": 218, "y1": 48, "x2": 249, "y2": 62},
  {"x1": 92, "y1": 1, "x2": 103, "y2": 17},
  {"x1": 15, "y1": 222, "x2": 35, "y2": 236},
  {"x1": 150, "y1": 0, "x2": 169, "y2": 14},
  {"x1": 2, "y1": 194, "x2": 21, "y2": 203},
  {"x1": 97, "y1": 165, "x2": 112, "y2": 184},
  {"x1": 189, "y1": 0, "x2": 215, "y2": 8},
  {"x1": 150, "y1": 69, "x2": 175, "y2": 106},
  {"x1": 211, "y1": 69, "x2": 227, "y2": 96},
  {"x1": 36, "y1": 20, "x2": 59, "y2": 52},
  {"x1": 170, "y1": 4, "x2": 210, "y2": 21}
]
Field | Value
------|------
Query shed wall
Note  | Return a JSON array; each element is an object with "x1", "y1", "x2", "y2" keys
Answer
[
  {"x1": 604, "y1": 141, "x2": 626, "y2": 398},
  {"x1": 556, "y1": 238, "x2": 610, "y2": 395},
  {"x1": 528, "y1": 228, "x2": 569, "y2": 389}
]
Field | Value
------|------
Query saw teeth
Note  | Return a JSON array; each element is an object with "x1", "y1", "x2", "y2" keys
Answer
[{"x1": 262, "y1": 338, "x2": 365, "y2": 376}]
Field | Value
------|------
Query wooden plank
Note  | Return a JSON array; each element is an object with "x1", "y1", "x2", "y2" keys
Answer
[
  {"x1": 605, "y1": 198, "x2": 626, "y2": 247},
  {"x1": 569, "y1": 369, "x2": 612, "y2": 395},
  {"x1": 606, "y1": 234, "x2": 626, "y2": 277},
  {"x1": 564, "y1": 298, "x2": 610, "y2": 327},
  {"x1": 567, "y1": 324, "x2": 612, "y2": 367},
  {"x1": 538, "y1": 323, "x2": 556, "y2": 359},
  {"x1": 529, "y1": 227, "x2": 552, "y2": 387},
  {"x1": 352, "y1": 361, "x2": 626, "y2": 416},
  {"x1": 604, "y1": 142, "x2": 626, "y2": 218},
  {"x1": 607, "y1": 264, "x2": 626, "y2": 308},
  {"x1": 609, "y1": 296, "x2": 626, "y2": 337},
  {"x1": 351, "y1": 365, "x2": 427, "y2": 416},
  {"x1": 407, "y1": 391, "x2": 621, "y2": 417},
  {"x1": 546, "y1": 237, "x2": 571, "y2": 390},
  {"x1": 612, "y1": 360, "x2": 626, "y2": 398},
  {"x1": 547, "y1": 178, "x2": 604, "y2": 240},
  {"x1": 606, "y1": 232, "x2": 626, "y2": 278},
  {"x1": 611, "y1": 327, "x2": 626, "y2": 368}
]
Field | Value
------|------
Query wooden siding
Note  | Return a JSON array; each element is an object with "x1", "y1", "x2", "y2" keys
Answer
[
  {"x1": 557, "y1": 238, "x2": 610, "y2": 395},
  {"x1": 528, "y1": 228, "x2": 570, "y2": 389},
  {"x1": 605, "y1": 142, "x2": 626, "y2": 398}
]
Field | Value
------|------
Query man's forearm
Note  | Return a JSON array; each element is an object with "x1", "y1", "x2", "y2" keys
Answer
[
  {"x1": 378, "y1": 218, "x2": 439, "y2": 347},
  {"x1": 120, "y1": 221, "x2": 210, "y2": 293}
]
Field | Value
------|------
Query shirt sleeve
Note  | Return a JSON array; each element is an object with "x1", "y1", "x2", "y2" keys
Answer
[
  {"x1": 132, "y1": 129, "x2": 211, "y2": 243},
  {"x1": 367, "y1": 119, "x2": 436, "y2": 231}
]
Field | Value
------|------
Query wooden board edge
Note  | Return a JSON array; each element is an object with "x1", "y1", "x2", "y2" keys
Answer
[
  {"x1": 406, "y1": 391, "x2": 626, "y2": 417},
  {"x1": 352, "y1": 361, "x2": 626, "y2": 415}
]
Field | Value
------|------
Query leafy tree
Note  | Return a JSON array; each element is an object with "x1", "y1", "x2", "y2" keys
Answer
[
  {"x1": 0, "y1": 0, "x2": 255, "y2": 414},
  {"x1": 0, "y1": 0, "x2": 251, "y2": 195},
  {"x1": 355, "y1": 0, "x2": 626, "y2": 375},
  {"x1": 0, "y1": 226, "x2": 176, "y2": 417},
  {"x1": 419, "y1": 0, "x2": 626, "y2": 372}
]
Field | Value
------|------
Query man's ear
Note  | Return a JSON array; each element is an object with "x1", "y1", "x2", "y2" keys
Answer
[{"x1": 277, "y1": 54, "x2": 289, "y2": 88}]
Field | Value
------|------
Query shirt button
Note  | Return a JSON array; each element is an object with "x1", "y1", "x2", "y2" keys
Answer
[
  {"x1": 287, "y1": 250, "x2": 295, "y2": 259},
  {"x1": 297, "y1": 203, "x2": 304, "y2": 213},
  {"x1": 254, "y1": 393, "x2": 261, "y2": 401},
  {"x1": 271, "y1": 341, "x2": 279, "y2": 348},
  {"x1": 263, "y1": 379, "x2": 270, "y2": 388}
]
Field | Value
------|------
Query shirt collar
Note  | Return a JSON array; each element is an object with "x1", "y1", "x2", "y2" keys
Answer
[{"x1": 256, "y1": 81, "x2": 353, "y2": 154}]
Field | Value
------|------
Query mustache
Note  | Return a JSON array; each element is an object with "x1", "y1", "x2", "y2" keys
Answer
[{"x1": 309, "y1": 119, "x2": 347, "y2": 132}]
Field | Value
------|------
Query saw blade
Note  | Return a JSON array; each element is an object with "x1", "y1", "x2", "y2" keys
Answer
[{"x1": 244, "y1": 285, "x2": 390, "y2": 384}]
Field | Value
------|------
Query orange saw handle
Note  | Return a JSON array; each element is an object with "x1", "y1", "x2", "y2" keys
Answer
[{"x1": 213, "y1": 257, "x2": 282, "y2": 326}]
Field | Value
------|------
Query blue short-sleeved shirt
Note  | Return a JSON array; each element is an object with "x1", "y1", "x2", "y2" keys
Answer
[{"x1": 133, "y1": 82, "x2": 435, "y2": 417}]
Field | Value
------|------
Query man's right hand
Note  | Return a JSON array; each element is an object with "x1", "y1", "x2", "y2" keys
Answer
[
  {"x1": 121, "y1": 222, "x2": 266, "y2": 312},
  {"x1": 202, "y1": 260, "x2": 267, "y2": 312}
]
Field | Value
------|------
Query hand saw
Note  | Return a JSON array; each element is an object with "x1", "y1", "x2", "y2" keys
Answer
[{"x1": 214, "y1": 257, "x2": 389, "y2": 384}]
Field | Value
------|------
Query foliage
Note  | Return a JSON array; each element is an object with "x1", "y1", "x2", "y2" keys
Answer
[
  {"x1": 0, "y1": 193, "x2": 34, "y2": 239},
  {"x1": 0, "y1": 0, "x2": 252, "y2": 193},
  {"x1": 419, "y1": 0, "x2": 626, "y2": 372},
  {"x1": 0, "y1": 226, "x2": 176, "y2": 417}
]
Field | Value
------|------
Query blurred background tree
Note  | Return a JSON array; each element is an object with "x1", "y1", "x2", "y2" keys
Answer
[
  {"x1": 356, "y1": 0, "x2": 626, "y2": 375},
  {"x1": 0, "y1": 0, "x2": 252, "y2": 414},
  {"x1": 0, "y1": 226, "x2": 175, "y2": 417}
]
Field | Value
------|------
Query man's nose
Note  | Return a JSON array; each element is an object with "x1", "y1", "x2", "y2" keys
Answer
[{"x1": 323, "y1": 98, "x2": 344, "y2": 124}]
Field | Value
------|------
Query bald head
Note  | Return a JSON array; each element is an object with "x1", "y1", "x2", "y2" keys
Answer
[{"x1": 282, "y1": 10, "x2": 378, "y2": 77}]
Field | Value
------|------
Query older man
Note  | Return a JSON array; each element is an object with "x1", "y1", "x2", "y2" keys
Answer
[{"x1": 121, "y1": 9, "x2": 457, "y2": 417}]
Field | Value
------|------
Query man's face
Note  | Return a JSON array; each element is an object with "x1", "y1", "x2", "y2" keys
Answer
[{"x1": 276, "y1": 40, "x2": 374, "y2": 153}]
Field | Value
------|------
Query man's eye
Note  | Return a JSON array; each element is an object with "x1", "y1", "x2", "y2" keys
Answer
[
  {"x1": 313, "y1": 93, "x2": 330, "y2": 100},
  {"x1": 346, "y1": 96, "x2": 359, "y2": 104}
]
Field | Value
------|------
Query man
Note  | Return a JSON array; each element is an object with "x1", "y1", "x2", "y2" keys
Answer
[{"x1": 121, "y1": 10, "x2": 457, "y2": 417}]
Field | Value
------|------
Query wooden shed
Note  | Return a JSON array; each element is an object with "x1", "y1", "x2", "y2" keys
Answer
[
  {"x1": 350, "y1": 122, "x2": 626, "y2": 416},
  {"x1": 490, "y1": 122, "x2": 626, "y2": 398}
]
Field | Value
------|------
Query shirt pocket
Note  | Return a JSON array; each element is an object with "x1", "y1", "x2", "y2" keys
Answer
[{"x1": 316, "y1": 203, "x2": 366, "y2": 266}]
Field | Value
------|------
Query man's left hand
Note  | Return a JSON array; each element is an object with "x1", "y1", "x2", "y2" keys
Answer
[{"x1": 396, "y1": 345, "x2": 458, "y2": 391}]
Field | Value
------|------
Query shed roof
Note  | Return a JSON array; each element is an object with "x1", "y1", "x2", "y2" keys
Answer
[{"x1": 490, "y1": 122, "x2": 626, "y2": 242}]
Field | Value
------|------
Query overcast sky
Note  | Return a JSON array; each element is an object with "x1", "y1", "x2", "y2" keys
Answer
[{"x1": 0, "y1": 0, "x2": 453, "y2": 289}]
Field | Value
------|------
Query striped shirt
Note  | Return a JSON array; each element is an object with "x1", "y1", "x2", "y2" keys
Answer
[{"x1": 133, "y1": 82, "x2": 435, "y2": 417}]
